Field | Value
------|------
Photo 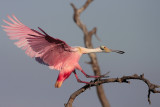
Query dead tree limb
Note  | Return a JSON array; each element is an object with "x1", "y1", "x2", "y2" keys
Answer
[
  {"x1": 70, "y1": 0, "x2": 110, "y2": 107},
  {"x1": 65, "y1": 74, "x2": 160, "y2": 107},
  {"x1": 64, "y1": 0, "x2": 160, "y2": 107}
]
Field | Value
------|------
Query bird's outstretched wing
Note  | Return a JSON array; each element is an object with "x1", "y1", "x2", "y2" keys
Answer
[{"x1": 2, "y1": 15, "x2": 73, "y2": 70}]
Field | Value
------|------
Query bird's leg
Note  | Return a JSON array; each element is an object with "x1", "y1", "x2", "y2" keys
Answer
[
  {"x1": 73, "y1": 70, "x2": 91, "y2": 84},
  {"x1": 76, "y1": 64, "x2": 109, "y2": 79}
]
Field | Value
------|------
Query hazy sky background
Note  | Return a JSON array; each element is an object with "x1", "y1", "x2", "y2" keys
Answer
[{"x1": 0, "y1": 0, "x2": 160, "y2": 107}]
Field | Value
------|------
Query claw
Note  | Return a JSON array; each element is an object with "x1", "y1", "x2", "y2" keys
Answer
[
  {"x1": 87, "y1": 80, "x2": 95, "y2": 89},
  {"x1": 98, "y1": 71, "x2": 110, "y2": 78},
  {"x1": 88, "y1": 80, "x2": 94, "y2": 89},
  {"x1": 85, "y1": 71, "x2": 110, "y2": 79}
]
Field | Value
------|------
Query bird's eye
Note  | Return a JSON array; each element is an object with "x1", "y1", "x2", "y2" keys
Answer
[{"x1": 100, "y1": 46, "x2": 105, "y2": 50}]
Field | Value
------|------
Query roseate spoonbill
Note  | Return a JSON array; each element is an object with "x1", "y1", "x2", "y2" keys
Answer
[{"x1": 2, "y1": 15, "x2": 124, "y2": 88}]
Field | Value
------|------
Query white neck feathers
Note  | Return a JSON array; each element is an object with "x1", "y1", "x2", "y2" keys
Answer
[{"x1": 78, "y1": 47, "x2": 102, "y2": 54}]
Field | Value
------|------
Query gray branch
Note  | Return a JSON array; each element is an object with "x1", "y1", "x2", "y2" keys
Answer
[{"x1": 65, "y1": 74, "x2": 160, "y2": 107}]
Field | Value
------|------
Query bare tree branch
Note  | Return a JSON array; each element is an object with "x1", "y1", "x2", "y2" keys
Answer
[
  {"x1": 65, "y1": 74, "x2": 160, "y2": 107},
  {"x1": 70, "y1": 0, "x2": 110, "y2": 107},
  {"x1": 64, "y1": 0, "x2": 160, "y2": 107}
]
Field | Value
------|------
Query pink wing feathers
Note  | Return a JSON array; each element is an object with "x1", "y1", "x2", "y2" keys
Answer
[{"x1": 2, "y1": 15, "x2": 73, "y2": 70}]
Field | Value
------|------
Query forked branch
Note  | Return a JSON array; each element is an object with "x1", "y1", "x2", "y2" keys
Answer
[
  {"x1": 65, "y1": 0, "x2": 160, "y2": 107},
  {"x1": 65, "y1": 74, "x2": 160, "y2": 107}
]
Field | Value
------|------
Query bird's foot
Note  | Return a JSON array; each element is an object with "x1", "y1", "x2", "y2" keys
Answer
[
  {"x1": 87, "y1": 80, "x2": 95, "y2": 89},
  {"x1": 87, "y1": 78, "x2": 104, "y2": 89},
  {"x1": 77, "y1": 79, "x2": 92, "y2": 84},
  {"x1": 98, "y1": 71, "x2": 110, "y2": 78},
  {"x1": 85, "y1": 71, "x2": 110, "y2": 79}
]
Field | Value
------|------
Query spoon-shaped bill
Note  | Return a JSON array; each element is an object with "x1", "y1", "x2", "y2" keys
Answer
[{"x1": 111, "y1": 50, "x2": 125, "y2": 54}]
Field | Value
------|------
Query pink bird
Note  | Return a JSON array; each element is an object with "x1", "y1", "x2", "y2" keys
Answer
[{"x1": 2, "y1": 15, "x2": 124, "y2": 88}]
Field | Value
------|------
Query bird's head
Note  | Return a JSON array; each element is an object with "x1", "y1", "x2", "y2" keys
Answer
[
  {"x1": 100, "y1": 45, "x2": 111, "y2": 53},
  {"x1": 100, "y1": 45, "x2": 125, "y2": 54}
]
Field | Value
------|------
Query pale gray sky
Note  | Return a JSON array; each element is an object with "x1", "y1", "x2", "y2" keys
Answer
[{"x1": 0, "y1": 0, "x2": 160, "y2": 107}]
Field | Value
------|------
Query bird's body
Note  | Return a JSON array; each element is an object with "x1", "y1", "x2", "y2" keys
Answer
[{"x1": 2, "y1": 15, "x2": 124, "y2": 88}]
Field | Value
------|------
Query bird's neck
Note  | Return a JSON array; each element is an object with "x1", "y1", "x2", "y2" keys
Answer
[{"x1": 79, "y1": 47, "x2": 102, "y2": 54}]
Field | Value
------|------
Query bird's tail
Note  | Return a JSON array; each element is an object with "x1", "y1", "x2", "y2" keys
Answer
[{"x1": 55, "y1": 81, "x2": 63, "y2": 88}]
